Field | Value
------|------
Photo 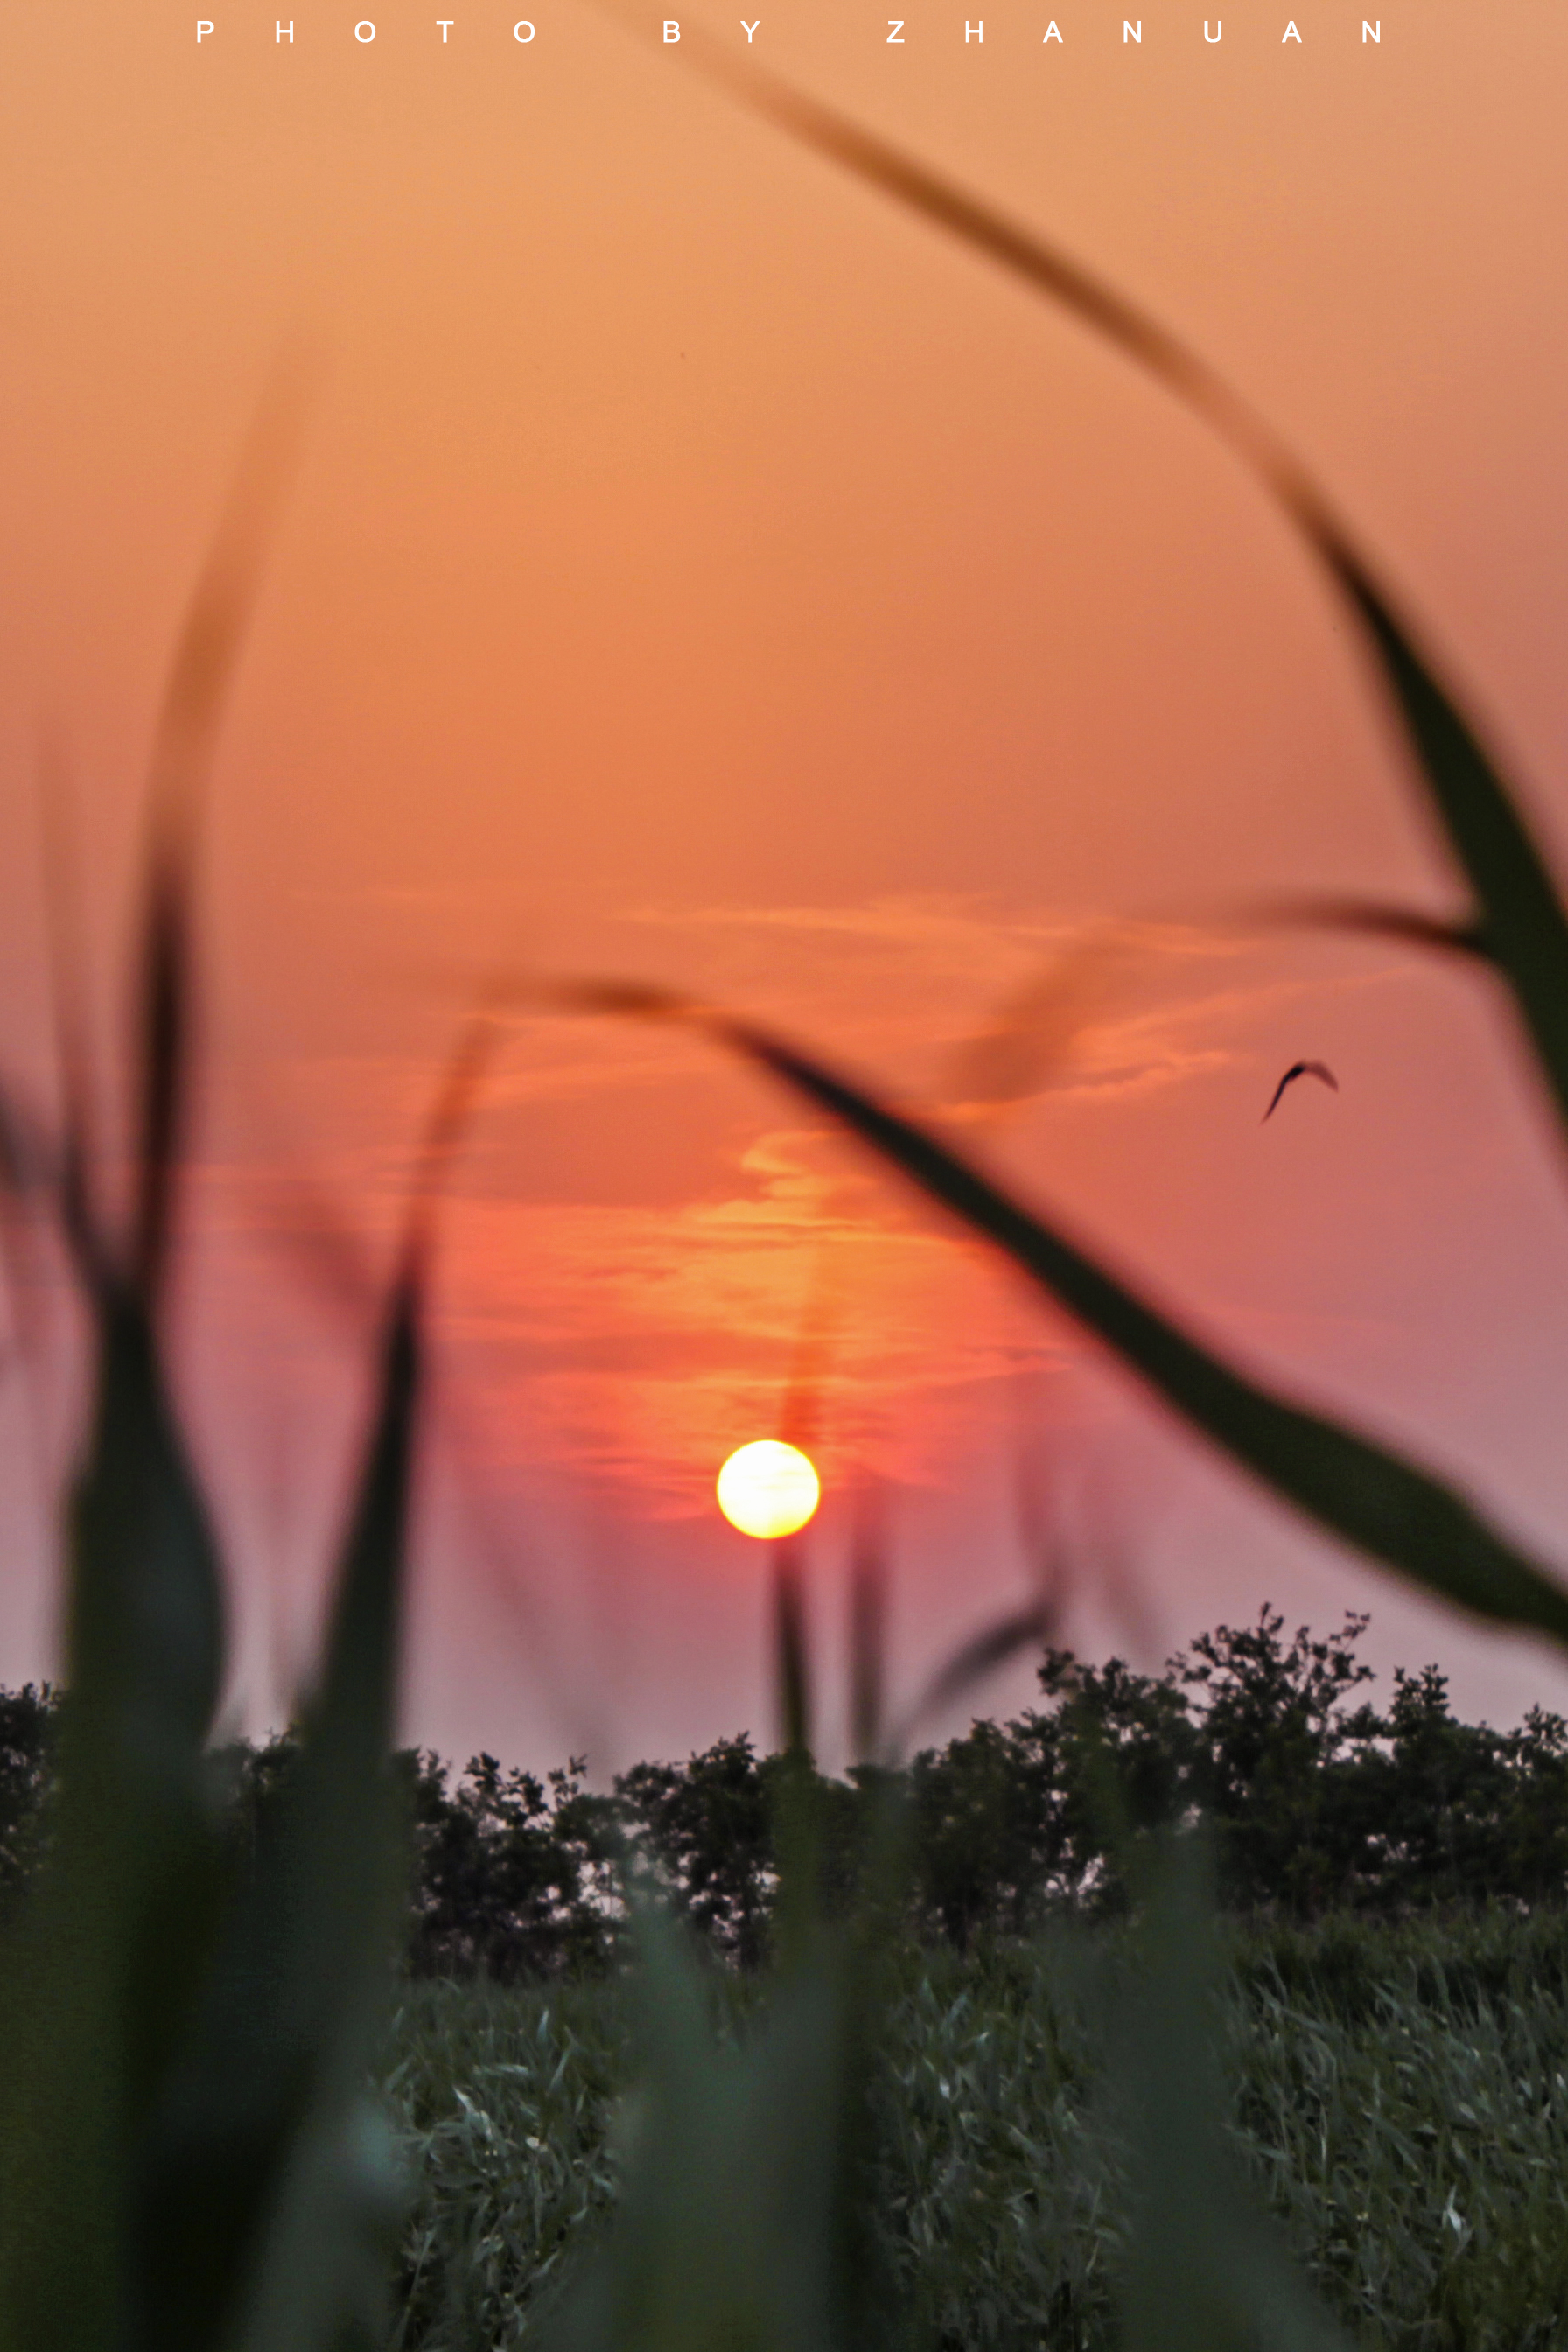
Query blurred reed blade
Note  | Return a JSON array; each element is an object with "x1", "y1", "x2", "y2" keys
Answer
[
  {"x1": 779, "y1": 1246, "x2": 836, "y2": 1455},
  {"x1": 64, "y1": 1289, "x2": 229, "y2": 1795},
  {"x1": 38, "y1": 743, "x2": 102, "y2": 1251},
  {"x1": 126, "y1": 1014, "x2": 496, "y2": 2352},
  {"x1": 1117, "y1": 1840, "x2": 1351, "y2": 2352},
  {"x1": 0, "y1": 396, "x2": 310, "y2": 2339},
  {"x1": 1253, "y1": 891, "x2": 1496, "y2": 963},
  {"x1": 135, "y1": 875, "x2": 192, "y2": 1298},
  {"x1": 688, "y1": 1010, "x2": 1568, "y2": 1648},
  {"x1": 892, "y1": 1601, "x2": 1051, "y2": 1757},
  {"x1": 848, "y1": 1490, "x2": 887, "y2": 1767},
  {"x1": 950, "y1": 921, "x2": 1132, "y2": 1115},
  {"x1": 141, "y1": 372, "x2": 311, "y2": 866},
  {"x1": 545, "y1": 1912, "x2": 857, "y2": 2352},
  {"x1": 772, "y1": 1538, "x2": 813, "y2": 1761},
  {"x1": 1324, "y1": 556, "x2": 1568, "y2": 1113},
  {"x1": 126, "y1": 1275, "x2": 419, "y2": 2352},
  {"x1": 953, "y1": 900, "x2": 1488, "y2": 1120},
  {"x1": 654, "y1": 37, "x2": 1568, "y2": 1150},
  {"x1": 0, "y1": 1078, "x2": 74, "y2": 1396},
  {"x1": 0, "y1": 1292, "x2": 229, "y2": 2348},
  {"x1": 127, "y1": 998, "x2": 506, "y2": 2351},
  {"x1": 134, "y1": 370, "x2": 309, "y2": 1292}
]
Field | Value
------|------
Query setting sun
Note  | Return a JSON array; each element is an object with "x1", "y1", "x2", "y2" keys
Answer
[{"x1": 716, "y1": 1441, "x2": 822, "y2": 1541}]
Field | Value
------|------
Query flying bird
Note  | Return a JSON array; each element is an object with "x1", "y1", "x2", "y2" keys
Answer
[{"x1": 1263, "y1": 1060, "x2": 1339, "y2": 1122}]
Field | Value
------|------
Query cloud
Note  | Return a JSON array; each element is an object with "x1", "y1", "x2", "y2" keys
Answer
[
  {"x1": 187, "y1": 891, "x2": 1411, "y2": 1522},
  {"x1": 429, "y1": 1116, "x2": 1070, "y2": 1511}
]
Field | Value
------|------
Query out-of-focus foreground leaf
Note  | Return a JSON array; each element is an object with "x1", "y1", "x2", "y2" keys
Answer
[
  {"x1": 0, "y1": 380, "x2": 298, "y2": 2349},
  {"x1": 564, "y1": 986, "x2": 1568, "y2": 1650},
  {"x1": 1116, "y1": 1842, "x2": 1350, "y2": 2352},
  {"x1": 655, "y1": 36, "x2": 1568, "y2": 1152},
  {"x1": 543, "y1": 1913, "x2": 871, "y2": 2352},
  {"x1": 133, "y1": 363, "x2": 307, "y2": 1292},
  {"x1": 129, "y1": 1279, "x2": 421, "y2": 2352},
  {"x1": 0, "y1": 1216, "x2": 422, "y2": 2352},
  {"x1": 0, "y1": 378, "x2": 418, "y2": 2352},
  {"x1": 122, "y1": 1017, "x2": 493, "y2": 2351},
  {"x1": 0, "y1": 1281, "x2": 230, "y2": 2350}
]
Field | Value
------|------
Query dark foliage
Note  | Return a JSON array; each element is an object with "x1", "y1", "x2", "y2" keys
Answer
[
  {"x1": 612, "y1": 1732, "x2": 781, "y2": 1968},
  {"x1": 402, "y1": 1748, "x2": 614, "y2": 1981},
  {"x1": 4, "y1": 1610, "x2": 1567, "y2": 1979},
  {"x1": 0, "y1": 1684, "x2": 60, "y2": 1919}
]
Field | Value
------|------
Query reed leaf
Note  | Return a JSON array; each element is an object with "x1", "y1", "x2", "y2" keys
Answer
[
  {"x1": 127, "y1": 1279, "x2": 419, "y2": 2352},
  {"x1": 613, "y1": 995, "x2": 1568, "y2": 1650},
  {"x1": 0, "y1": 1276, "x2": 231, "y2": 2352},
  {"x1": 545, "y1": 1914, "x2": 858, "y2": 2352},
  {"x1": 0, "y1": 378, "x2": 415, "y2": 2352},
  {"x1": 1117, "y1": 1842, "x2": 1351, "y2": 2352},
  {"x1": 1252, "y1": 892, "x2": 1495, "y2": 962},
  {"x1": 134, "y1": 367, "x2": 306, "y2": 1292},
  {"x1": 0, "y1": 376, "x2": 286, "y2": 2344},
  {"x1": 889, "y1": 1600, "x2": 1053, "y2": 1760},
  {"x1": 653, "y1": 33, "x2": 1568, "y2": 1150},
  {"x1": 124, "y1": 1002, "x2": 499, "y2": 2352}
]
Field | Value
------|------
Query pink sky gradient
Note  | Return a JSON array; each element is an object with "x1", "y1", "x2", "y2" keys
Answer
[{"x1": 2, "y1": 1, "x2": 1567, "y2": 1771}]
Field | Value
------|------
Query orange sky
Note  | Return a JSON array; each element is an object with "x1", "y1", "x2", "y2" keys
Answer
[{"x1": 2, "y1": 1, "x2": 1568, "y2": 1771}]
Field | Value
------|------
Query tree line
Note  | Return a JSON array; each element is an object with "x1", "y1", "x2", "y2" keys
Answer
[{"x1": 4, "y1": 1607, "x2": 1567, "y2": 1977}]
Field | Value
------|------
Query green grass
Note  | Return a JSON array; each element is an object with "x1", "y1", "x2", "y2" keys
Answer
[{"x1": 382, "y1": 1914, "x2": 1568, "y2": 2352}]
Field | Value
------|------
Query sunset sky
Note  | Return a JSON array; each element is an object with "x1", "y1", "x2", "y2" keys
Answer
[{"x1": 2, "y1": 2, "x2": 1567, "y2": 1774}]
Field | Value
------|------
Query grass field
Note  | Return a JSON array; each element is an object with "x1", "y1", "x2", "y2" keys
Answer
[{"x1": 382, "y1": 1912, "x2": 1568, "y2": 2351}]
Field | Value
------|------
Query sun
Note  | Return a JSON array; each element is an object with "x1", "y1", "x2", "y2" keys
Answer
[{"x1": 716, "y1": 1440, "x2": 822, "y2": 1540}]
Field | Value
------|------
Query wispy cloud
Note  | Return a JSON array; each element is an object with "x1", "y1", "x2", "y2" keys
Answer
[
  {"x1": 432, "y1": 1117, "x2": 1068, "y2": 1511},
  {"x1": 191, "y1": 891, "x2": 1411, "y2": 1518}
]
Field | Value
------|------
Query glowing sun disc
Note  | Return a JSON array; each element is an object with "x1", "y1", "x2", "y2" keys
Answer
[{"x1": 716, "y1": 1441, "x2": 821, "y2": 1540}]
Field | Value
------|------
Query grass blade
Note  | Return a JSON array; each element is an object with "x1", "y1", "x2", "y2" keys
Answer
[
  {"x1": 1253, "y1": 892, "x2": 1494, "y2": 962},
  {"x1": 650, "y1": 37, "x2": 1568, "y2": 1148},
  {"x1": 134, "y1": 370, "x2": 308, "y2": 1292},
  {"x1": 121, "y1": 1274, "x2": 417, "y2": 2352},
  {"x1": 892, "y1": 1602, "x2": 1051, "y2": 1757},
  {"x1": 126, "y1": 1016, "x2": 499, "y2": 2352},
  {"x1": 1118, "y1": 1841, "x2": 1351, "y2": 2352},
  {"x1": 0, "y1": 1293, "x2": 229, "y2": 2351},
  {"x1": 0, "y1": 391, "x2": 311, "y2": 2342},
  {"x1": 688, "y1": 1008, "x2": 1568, "y2": 1649},
  {"x1": 847, "y1": 1492, "x2": 887, "y2": 1768},
  {"x1": 545, "y1": 1913, "x2": 856, "y2": 2352},
  {"x1": 1325, "y1": 556, "x2": 1568, "y2": 1124}
]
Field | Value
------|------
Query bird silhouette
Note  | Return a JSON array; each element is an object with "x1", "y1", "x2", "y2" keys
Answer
[{"x1": 1263, "y1": 1060, "x2": 1339, "y2": 1122}]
